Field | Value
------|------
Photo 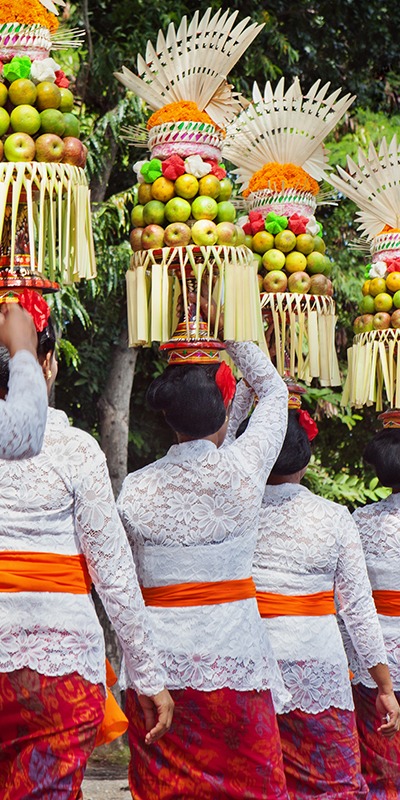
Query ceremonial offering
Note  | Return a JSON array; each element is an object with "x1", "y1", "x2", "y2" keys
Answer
[
  {"x1": 0, "y1": 0, "x2": 95, "y2": 300},
  {"x1": 115, "y1": 8, "x2": 265, "y2": 356},
  {"x1": 329, "y1": 136, "x2": 400, "y2": 409},
  {"x1": 223, "y1": 78, "x2": 354, "y2": 384}
]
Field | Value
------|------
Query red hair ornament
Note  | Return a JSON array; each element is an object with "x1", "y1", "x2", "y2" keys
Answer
[
  {"x1": 18, "y1": 289, "x2": 51, "y2": 333},
  {"x1": 215, "y1": 361, "x2": 236, "y2": 407},
  {"x1": 298, "y1": 409, "x2": 319, "y2": 441}
]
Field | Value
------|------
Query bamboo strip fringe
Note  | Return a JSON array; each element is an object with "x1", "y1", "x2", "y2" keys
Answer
[{"x1": 344, "y1": 330, "x2": 400, "y2": 409}]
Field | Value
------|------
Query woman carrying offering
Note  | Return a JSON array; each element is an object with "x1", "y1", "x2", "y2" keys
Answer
[
  {"x1": 229, "y1": 393, "x2": 400, "y2": 799},
  {"x1": 117, "y1": 338, "x2": 290, "y2": 800},
  {"x1": 349, "y1": 414, "x2": 400, "y2": 798},
  {"x1": 0, "y1": 292, "x2": 173, "y2": 800}
]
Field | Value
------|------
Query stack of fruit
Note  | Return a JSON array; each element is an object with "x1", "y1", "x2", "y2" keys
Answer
[
  {"x1": 0, "y1": 0, "x2": 95, "y2": 292},
  {"x1": 116, "y1": 8, "x2": 265, "y2": 350},
  {"x1": 0, "y1": 73, "x2": 86, "y2": 166},
  {"x1": 329, "y1": 136, "x2": 400, "y2": 409},
  {"x1": 223, "y1": 78, "x2": 354, "y2": 385}
]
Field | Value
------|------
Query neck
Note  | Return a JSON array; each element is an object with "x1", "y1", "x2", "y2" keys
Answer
[
  {"x1": 268, "y1": 471, "x2": 303, "y2": 485},
  {"x1": 176, "y1": 432, "x2": 218, "y2": 446}
]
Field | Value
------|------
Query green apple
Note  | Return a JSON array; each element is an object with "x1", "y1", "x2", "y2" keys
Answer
[
  {"x1": 285, "y1": 251, "x2": 307, "y2": 273},
  {"x1": 4, "y1": 131, "x2": 36, "y2": 162},
  {"x1": 274, "y1": 229, "x2": 296, "y2": 253},
  {"x1": 359, "y1": 295, "x2": 376, "y2": 314},
  {"x1": 10, "y1": 105, "x2": 41, "y2": 135},
  {"x1": 8, "y1": 78, "x2": 37, "y2": 106},
  {"x1": 306, "y1": 251, "x2": 328, "y2": 275},
  {"x1": 393, "y1": 290, "x2": 400, "y2": 309},
  {"x1": 262, "y1": 248, "x2": 286, "y2": 271},
  {"x1": 143, "y1": 200, "x2": 166, "y2": 226},
  {"x1": 59, "y1": 88, "x2": 74, "y2": 112},
  {"x1": 191, "y1": 219, "x2": 218, "y2": 246},
  {"x1": 62, "y1": 112, "x2": 80, "y2": 138},
  {"x1": 131, "y1": 205, "x2": 145, "y2": 227},
  {"x1": 40, "y1": 108, "x2": 66, "y2": 136},
  {"x1": 0, "y1": 107, "x2": 10, "y2": 136},
  {"x1": 216, "y1": 201, "x2": 236, "y2": 223},
  {"x1": 217, "y1": 177, "x2": 233, "y2": 201},
  {"x1": 174, "y1": 173, "x2": 199, "y2": 199},
  {"x1": 216, "y1": 221, "x2": 237, "y2": 245},
  {"x1": 165, "y1": 196, "x2": 191, "y2": 223},
  {"x1": 0, "y1": 83, "x2": 8, "y2": 107},
  {"x1": 295, "y1": 233, "x2": 315, "y2": 255},
  {"x1": 191, "y1": 195, "x2": 218, "y2": 220}
]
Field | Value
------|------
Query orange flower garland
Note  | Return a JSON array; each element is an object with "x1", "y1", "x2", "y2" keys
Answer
[
  {"x1": 0, "y1": 0, "x2": 59, "y2": 32},
  {"x1": 243, "y1": 162, "x2": 320, "y2": 197},
  {"x1": 378, "y1": 225, "x2": 400, "y2": 234},
  {"x1": 147, "y1": 101, "x2": 218, "y2": 130}
]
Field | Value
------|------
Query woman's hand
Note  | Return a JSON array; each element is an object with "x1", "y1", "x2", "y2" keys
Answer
[
  {"x1": 376, "y1": 690, "x2": 400, "y2": 738},
  {"x1": 0, "y1": 305, "x2": 38, "y2": 359},
  {"x1": 137, "y1": 688, "x2": 174, "y2": 745}
]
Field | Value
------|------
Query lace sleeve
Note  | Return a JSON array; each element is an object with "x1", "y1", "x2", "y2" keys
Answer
[
  {"x1": 335, "y1": 508, "x2": 388, "y2": 670},
  {"x1": 72, "y1": 438, "x2": 167, "y2": 696},
  {"x1": 224, "y1": 342, "x2": 288, "y2": 480},
  {"x1": 0, "y1": 350, "x2": 47, "y2": 460},
  {"x1": 224, "y1": 379, "x2": 254, "y2": 446}
]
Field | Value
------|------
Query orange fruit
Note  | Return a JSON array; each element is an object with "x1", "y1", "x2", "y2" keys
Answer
[{"x1": 386, "y1": 272, "x2": 400, "y2": 293}]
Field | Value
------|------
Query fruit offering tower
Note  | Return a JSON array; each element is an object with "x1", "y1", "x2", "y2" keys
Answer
[
  {"x1": 329, "y1": 136, "x2": 400, "y2": 409},
  {"x1": 0, "y1": 0, "x2": 95, "y2": 301},
  {"x1": 115, "y1": 8, "x2": 264, "y2": 360},
  {"x1": 223, "y1": 78, "x2": 354, "y2": 385}
]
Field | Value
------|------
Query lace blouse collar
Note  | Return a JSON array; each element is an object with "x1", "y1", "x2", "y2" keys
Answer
[
  {"x1": 164, "y1": 438, "x2": 217, "y2": 464},
  {"x1": 262, "y1": 482, "x2": 308, "y2": 502}
]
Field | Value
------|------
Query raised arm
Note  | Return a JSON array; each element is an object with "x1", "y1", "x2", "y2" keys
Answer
[
  {"x1": 224, "y1": 378, "x2": 254, "y2": 446},
  {"x1": 224, "y1": 341, "x2": 288, "y2": 481},
  {"x1": 72, "y1": 436, "x2": 173, "y2": 741}
]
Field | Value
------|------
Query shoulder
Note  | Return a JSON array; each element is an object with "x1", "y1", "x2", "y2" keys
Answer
[
  {"x1": 46, "y1": 409, "x2": 104, "y2": 463},
  {"x1": 353, "y1": 497, "x2": 393, "y2": 524}
]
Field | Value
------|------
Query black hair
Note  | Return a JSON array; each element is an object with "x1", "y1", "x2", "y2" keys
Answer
[
  {"x1": 271, "y1": 409, "x2": 311, "y2": 475},
  {"x1": 363, "y1": 429, "x2": 400, "y2": 489},
  {"x1": 0, "y1": 317, "x2": 56, "y2": 393},
  {"x1": 147, "y1": 362, "x2": 226, "y2": 438}
]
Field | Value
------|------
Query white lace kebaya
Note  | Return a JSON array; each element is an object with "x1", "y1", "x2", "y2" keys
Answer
[
  {"x1": 349, "y1": 495, "x2": 400, "y2": 691},
  {"x1": 0, "y1": 351, "x2": 47, "y2": 459},
  {"x1": 0, "y1": 407, "x2": 167, "y2": 697},
  {"x1": 117, "y1": 342, "x2": 291, "y2": 710},
  {"x1": 254, "y1": 483, "x2": 388, "y2": 714}
]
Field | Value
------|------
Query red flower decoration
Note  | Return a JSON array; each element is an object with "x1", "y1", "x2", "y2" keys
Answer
[
  {"x1": 298, "y1": 409, "x2": 319, "y2": 441},
  {"x1": 19, "y1": 289, "x2": 50, "y2": 332},
  {"x1": 204, "y1": 160, "x2": 227, "y2": 179},
  {"x1": 385, "y1": 258, "x2": 400, "y2": 274},
  {"x1": 54, "y1": 70, "x2": 70, "y2": 88},
  {"x1": 162, "y1": 155, "x2": 186, "y2": 181},
  {"x1": 247, "y1": 211, "x2": 265, "y2": 235},
  {"x1": 288, "y1": 213, "x2": 309, "y2": 235},
  {"x1": 215, "y1": 361, "x2": 236, "y2": 407},
  {"x1": 242, "y1": 222, "x2": 252, "y2": 235}
]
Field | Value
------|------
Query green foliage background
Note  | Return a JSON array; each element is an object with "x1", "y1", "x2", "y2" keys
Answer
[{"x1": 53, "y1": 0, "x2": 400, "y2": 508}]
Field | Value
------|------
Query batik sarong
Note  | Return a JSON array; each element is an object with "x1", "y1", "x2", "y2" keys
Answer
[
  {"x1": 0, "y1": 668, "x2": 105, "y2": 800},
  {"x1": 352, "y1": 683, "x2": 400, "y2": 799},
  {"x1": 277, "y1": 705, "x2": 368, "y2": 799},
  {"x1": 126, "y1": 685, "x2": 288, "y2": 799}
]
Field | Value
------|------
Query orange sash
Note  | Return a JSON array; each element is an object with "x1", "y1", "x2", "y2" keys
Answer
[
  {"x1": 0, "y1": 550, "x2": 128, "y2": 745},
  {"x1": 257, "y1": 590, "x2": 335, "y2": 617},
  {"x1": 373, "y1": 590, "x2": 400, "y2": 616},
  {"x1": 141, "y1": 577, "x2": 256, "y2": 607}
]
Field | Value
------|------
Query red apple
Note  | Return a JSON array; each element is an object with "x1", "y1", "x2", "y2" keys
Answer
[
  {"x1": 164, "y1": 222, "x2": 192, "y2": 247},
  {"x1": 234, "y1": 226, "x2": 246, "y2": 246},
  {"x1": 309, "y1": 274, "x2": 329, "y2": 295},
  {"x1": 391, "y1": 309, "x2": 400, "y2": 329},
  {"x1": 288, "y1": 271, "x2": 311, "y2": 294},
  {"x1": 0, "y1": 140, "x2": 3, "y2": 161},
  {"x1": 77, "y1": 143, "x2": 88, "y2": 168},
  {"x1": 191, "y1": 219, "x2": 218, "y2": 246},
  {"x1": 262, "y1": 270, "x2": 288, "y2": 293},
  {"x1": 141, "y1": 224, "x2": 165, "y2": 250},
  {"x1": 129, "y1": 227, "x2": 144, "y2": 252},
  {"x1": 35, "y1": 133, "x2": 65, "y2": 162},
  {"x1": 61, "y1": 136, "x2": 84, "y2": 166},
  {"x1": 373, "y1": 312, "x2": 391, "y2": 330},
  {"x1": 356, "y1": 314, "x2": 374, "y2": 333},
  {"x1": 216, "y1": 221, "x2": 237, "y2": 245},
  {"x1": 325, "y1": 278, "x2": 334, "y2": 297},
  {"x1": 4, "y1": 131, "x2": 35, "y2": 162}
]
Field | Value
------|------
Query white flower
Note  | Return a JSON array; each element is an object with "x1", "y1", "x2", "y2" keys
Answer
[
  {"x1": 369, "y1": 260, "x2": 388, "y2": 278},
  {"x1": 305, "y1": 216, "x2": 319, "y2": 236},
  {"x1": 174, "y1": 651, "x2": 215, "y2": 687},
  {"x1": 30, "y1": 57, "x2": 60, "y2": 84},
  {"x1": 184, "y1": 155, "x2": 211, "y2": 178},
  {"x1": 133, "y1": 160, "x2": 147, "y2": 184},
  {"x1": 196, "y1": 494, "x2": 239, "y2": 541}
]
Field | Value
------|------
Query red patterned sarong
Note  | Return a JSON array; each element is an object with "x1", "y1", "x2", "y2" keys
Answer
[
  {"x1": 353, "y1": 683, "x2": 400, "y2": 799},
  {"x1": 126, "y1": 686, "x2": 288, "y2": 799},
  {"x1": 0, "y1": 668, "x2": 105, "y2": 800},
  {"x1": 277, "y1": 706, "x2": 368, "y2": 799}
]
